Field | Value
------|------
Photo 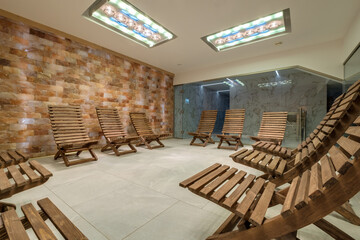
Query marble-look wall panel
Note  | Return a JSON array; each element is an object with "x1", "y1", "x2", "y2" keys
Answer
[
  {"x1": 0, "y1": 16, "x2": 174, "y2": 157},
  {"x1": 174, "y1": 85, "x2": 183, "y2": 138},
  {"x1": 230, "y1": 72, "x2": 327, "y2": 147}
]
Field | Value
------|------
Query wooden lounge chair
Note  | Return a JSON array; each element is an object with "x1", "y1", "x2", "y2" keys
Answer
[
  {"x1": 253, "y1": 94, "x2": 345, "y2": 159},
  {"x1": 0, "y1": 197, "x2": 87, "y2": 240},
  {"x1": 0, "y1": 150, "x2": 28, "y2": 168},
  {"x1": 217, "y1": 109, "x2": 245, "y2": 151},
  {"x1": 180, "y1": 132, "x2": 360, "y2": 239},
  {"x1": 188, "y1": 110, "x2": 218, "y2": 147},
  {"x1": 48, "y1": 105, "x2": 98, "y2": 167},
  {"x1": 129, "y1": 112, "x2": 169, "y2": 149},
  {"x1": 180, "y1": 79, "x2": 360, "y2": 233},
  {"x1": 250, "y1": 111, "x2": 288, "y2": 145},
  {"x1": 0, "y1": 159, "x2": 52, "y2": 199},
  {"x1": 96, "y1": 107, "x2": 138, "y2": 156}
]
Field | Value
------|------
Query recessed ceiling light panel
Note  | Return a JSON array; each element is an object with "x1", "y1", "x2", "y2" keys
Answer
[
  {"x1": 83, "y1": 0, "x2": 176, "y2": 48},
  {"x1": 202, "y1": 8, "x2": 291, "y2": 52}
]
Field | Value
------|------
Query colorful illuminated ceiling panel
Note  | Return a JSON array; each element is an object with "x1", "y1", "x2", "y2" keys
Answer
[
  {"x1": 202, "y1": 9, "x2": 291, "y2": 52},
  {"x1": 83, "y1": 0, "x2": 176, "y2": 48}
]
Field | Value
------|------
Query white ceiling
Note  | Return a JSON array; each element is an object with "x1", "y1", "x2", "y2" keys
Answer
[{"x1": 1, "y1": 0, "x2": 359, "y2": 76}]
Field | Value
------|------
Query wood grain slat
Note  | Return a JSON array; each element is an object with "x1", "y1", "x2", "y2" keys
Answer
[
  {"x1": 249, "y1": 182, "x2": 276, "y2": 226},
  {"x1": 21, "y1": 203, "x2": 57, "y2": 240},
  {"x1": 210, "y1": 171, "x2": 247, "y2": 203},
  {"x1": 1, "y1": 209, "x2": 30, "y2": 240},
  {"x1": 235, "y1": 178, "x2": 266, "y2": 217},
  {"x1": 38, "y1": 198, "x2": 88, "y2": 240}
]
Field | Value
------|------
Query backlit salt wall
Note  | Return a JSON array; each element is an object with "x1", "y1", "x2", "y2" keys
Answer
[{"x1": 0, "y1": 16, "x2": 174, "y2": 157}]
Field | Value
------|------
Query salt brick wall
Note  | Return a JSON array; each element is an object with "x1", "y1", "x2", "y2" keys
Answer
[{"x1": 0, "y1": 16, "x2": 174, "y2": 157}]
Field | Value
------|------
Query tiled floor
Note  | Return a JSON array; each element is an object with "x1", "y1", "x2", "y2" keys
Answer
[{"x1": 5, "y1": 138, "x2": 360, "y2": 239}]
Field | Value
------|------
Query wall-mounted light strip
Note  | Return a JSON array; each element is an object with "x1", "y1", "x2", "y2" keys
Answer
[
  {"x1": 258, "y1": 79, "x2": 292, "y2": 88},
  {"x1": 202, "y1": 8, "x2": 291, "y2": 52},
  {"x1": 83, "y1": 0, "x2": 176, "y2": 48},
  {"x1": 201, "y1": 82, "x2": 226, "y2": 87},
  {"x1": 217, "y1": 90, "x2": 230, "y2": 93}
]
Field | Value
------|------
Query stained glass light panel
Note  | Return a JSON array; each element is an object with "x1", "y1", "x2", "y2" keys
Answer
[
  {"x1": 202, "y1": 9, "x2": 291, "y2": 52},
  {"x1": 83, "y1": 0, "x2": 176, "y2": 48}
]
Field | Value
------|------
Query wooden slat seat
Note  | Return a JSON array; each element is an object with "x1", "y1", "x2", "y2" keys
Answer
[
  {"x1": 129, "y1": 112, "x2": 170, "y2": 149},
  {"x1": 180, "y1": 121, "x2": 360, "y2": 239},
  {"x1": 96, "y1": 107, "x2": 138, "y2": 156},
  {"x1": 217, "y1": 109, "x2": 245, "y2": 150},
  {"x1": 48, "y1": 105, "x2": 98, "y2": 167},
  {"x1": 188, "y1": 110, "x2": 218, "y2": 147},
  {"x1": 0, "y1": 150, "x2": 28, "y2": 168},
  {"x1": 0, "y1": 160, "x2": 53, "y2": 199},
  {"x1": 250, "y1": 111, "x2": 288, "y2": 145},
  {"x1": 0, "y1": 197, "x2": 87, "y2": 240}
]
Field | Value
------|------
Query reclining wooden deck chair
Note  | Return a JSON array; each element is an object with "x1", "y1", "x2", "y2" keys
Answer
[
  {"x1": 0, "y1": 158, "x2": 53, "y2": 199},
  {"x1": 253, "y1": 94, "x2": 345, "y2": 159},
  {"x1": 217, "y1": 109, "x2": 245, "y2": 151},
  {"x1": 180, "y1": 79, "x2": 360, "y2": 229},
  {"x1": 0, "y1": 197, "x2": 87, "y2": 240},
  {"x1": 0, "y1": 150, "x2": 28, "y2": 168},
  {"x1": 48, "y1": 105, "x2": 98, "y2": 167},
  {"x1": 250, "y1": 111, "x2": 288, "y2": 145},
  {"x1": 96, "y1": 107, "x2": 139, "y2": 156},
  {"x1": 188, "y1": 110, "x2": 218, "y2": 147},
  {"x1": 129, "y1": 112, "x2": 169, "y2": 149},
  {"x1": 180, "y1": 129, "x2": 360, "y2": 239}
]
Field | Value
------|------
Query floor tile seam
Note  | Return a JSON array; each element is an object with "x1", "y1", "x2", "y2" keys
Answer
[
  {"x1": 121, "y1": 199, "x2": 180, "y2": 240},
  {"x1": 44, "y1": 184, "x2": 111, "y2": 240}
]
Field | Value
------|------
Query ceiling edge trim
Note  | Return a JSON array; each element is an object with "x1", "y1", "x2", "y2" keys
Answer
[
  {"x1": 173, "y1": 65, "x2": 343, "y2": 86},
  {"x1": 0, "y1": 8, "x2": 175, "y2": 78}
]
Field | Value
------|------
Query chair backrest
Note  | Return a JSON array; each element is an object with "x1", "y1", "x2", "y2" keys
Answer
[
  {"x1": 129, "y1": 112, "x2": 154, "y2": 136},
  {"x1": 281, "y1": 116, "x2": 360, "y2": 221},
  {"x1": 96, "y1": 107, "x2": 127, "y2": 140},
  {"x1": 48, "y1": 105, "x2": 90, "y2": 146},
  {"x1": 221, "y1": 109, "x2": 245, "y2": 135},
  {"x1": 197, "y1": 110, "x2": 218, "y2": 134},
  {"x1": 280, "y1": 80, "x2": 360, "y2": 181},
  {"x1": 257, "y1": 112, "x2": 288, "y2": 140}
]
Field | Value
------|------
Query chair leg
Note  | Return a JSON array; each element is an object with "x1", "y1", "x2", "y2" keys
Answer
[
  {"x1": 335, "y1": 202, "x2": 360, "y2": 225},
  {"x1": 101, "y1": 143, "x2": 111, "y2": 152},
  {"x1": 314, "y1": 218, "x2": 354, "y2": 240},
  {"x1": 156, "y1": 139, "x2": 165, "y2": 147},
  {"x1": 88, "y1": 149, "x2": 98, "y2": 161},
  {"x1": 209, "y1": 137, "x2": 215, "y2": 144},
  {"x1": 217, "y1": 138, "x2": 223, "y2": 149},
  {"x1": 60, "y1": 151, "x2": 71, "y2": 167},
  {"x1": 76, "y1": 151, "x2": 82, "y2": 156},
  {"x1": 128, "y1": 143, "x2": 137, "y2": 153},
  {"x1": 54, "y1": 150, "x2": 61, "y2": 160},
  {"x1": 190, "y1": 136, "x2": 196, "y2": 145},
  {"x1": 202, "y1": 138, "x2": 209, "y2": 147}
]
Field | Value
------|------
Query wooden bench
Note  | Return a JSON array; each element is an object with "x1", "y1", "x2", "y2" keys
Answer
[
  {"x1": 0, "y1": 197, "x2": 87, "y2": 240},
  {"x1": 253, "y1": 93, "x2": 346, "y2": 159},
  {"x1": 250, "y1": 111, "x2": 288, "y2": 145},
  {"x1": 48, "y1": 105, "x2": 98, "y2": 167},
  {"x1": 96, "y1": 107, "x2": 138, "y2": 156},
  {"x1": 0, "y1": 150, "x2": 28, "y2": 168},
  {"x1": 188, "y1": 110, "x2": 218, "y2": 147},
  {"x1": 180, "y1": 118, "x2": 360, "y2": 239},
  {"x1": 217, "y1": 109, "x2": 245, "y2": 151},
  {"x1": 0, "y1": 160, "x2": 52, "y2": 199},
  {"x1": 129, "y1": 112, "x2": 169, "y2": 149}
]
